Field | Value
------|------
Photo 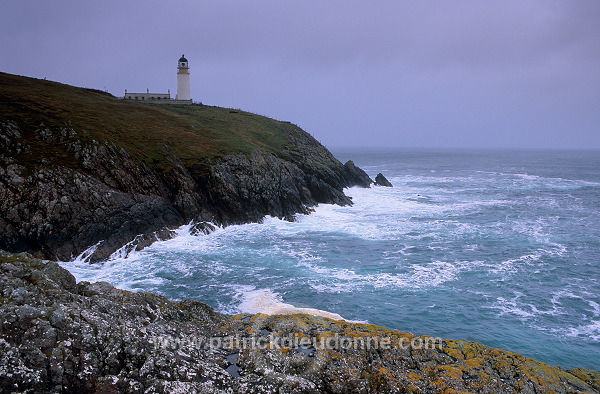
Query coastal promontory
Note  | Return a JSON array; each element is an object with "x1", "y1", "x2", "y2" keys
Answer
[{"x1": 0, "y1": 72, "x2": 371, "y2": 261}]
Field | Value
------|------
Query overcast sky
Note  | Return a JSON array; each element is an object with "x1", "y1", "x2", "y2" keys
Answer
[{"x1": 2, "y1": 0, "x2": 600, "y2": 149}]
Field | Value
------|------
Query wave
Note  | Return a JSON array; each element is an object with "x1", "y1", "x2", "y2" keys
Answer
[
  {"x1": 490, "y1": 289, "x2": 600, "y2": 343},
  {"x1": 295, "y1": 257, "x2": 481, "y2": 292},
  {"x1": 492, "y1": 292, "x2": 564, "y2": 320},
  {"x1": 513, "y1": 173, "x2": 600, "y2": 188},
  {"x1": 561, "y1": 321, "x2": 600, "y2": 342},
  {"x1": 72, "y1": 240, "x2": 104, "y2": 263},
  {"x1": 232, "y1": 287, "x2": 356, "y2": 321},
  {"x1": 472, "y1": 170, "x2": 600, "y2": 187},
  {"x1": 490, "y1": 251, "x2": 547, "y2": 276}
]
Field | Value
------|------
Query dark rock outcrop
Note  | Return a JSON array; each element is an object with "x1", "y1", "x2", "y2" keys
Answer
[
  {"x1": 190, "y1": 221, "x2": 216, "y2": 236},
  {"x1": 1, "y1": 252, "x2": 598, "y2": 393},
  {"x1": 343, "y1": 160, "x2": 373, "y2": 188},
  {"x1": 374, "y1": 173, "x2": 393, "y2": 187}
]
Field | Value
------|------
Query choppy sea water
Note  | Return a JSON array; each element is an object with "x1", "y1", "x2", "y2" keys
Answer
[{"x1": 60, "y1": 149, "x2": 600, "y2": 370}]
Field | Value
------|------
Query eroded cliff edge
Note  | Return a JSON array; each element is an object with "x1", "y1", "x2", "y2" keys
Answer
[
  {"x1": 0, "y1": 72, "x2": 371, "y2": 261},
  {"x1": 1, "y1": 252, "x2": 598, "y2": 393}
]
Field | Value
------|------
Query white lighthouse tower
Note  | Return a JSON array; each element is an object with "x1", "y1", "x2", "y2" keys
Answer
[{"x1": 176, "y1": 54, "x2": 191, "y2": 101}]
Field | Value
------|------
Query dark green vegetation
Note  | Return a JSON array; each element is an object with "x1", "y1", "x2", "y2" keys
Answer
[{"x1": 1, "y1": 251, "x2": 599, "y2": 393}]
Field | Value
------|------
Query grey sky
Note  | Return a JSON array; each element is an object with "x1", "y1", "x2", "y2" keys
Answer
[{"x1": 2, "y1": 0, "x2": 599, "y2": 149}]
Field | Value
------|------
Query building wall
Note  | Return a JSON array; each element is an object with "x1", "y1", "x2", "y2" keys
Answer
[
  {"x1": 141, "y1": 99, "x2": 192, "y2": 105},
  {"x1": 124, "y1": 93, "x2": 171, "y2": 101}
]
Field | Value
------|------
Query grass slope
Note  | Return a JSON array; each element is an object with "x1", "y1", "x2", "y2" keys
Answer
[{"x1": 0, "y1": 72, "x2": 293, "y2": 169}]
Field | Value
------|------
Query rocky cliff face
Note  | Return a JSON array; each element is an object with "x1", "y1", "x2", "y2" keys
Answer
[
  {"x1": 1, "y1": 252, "x2": 598, "y2": 393},
  {"x1": 0, "y1": 108, "x2": 371, "y2": 262}
]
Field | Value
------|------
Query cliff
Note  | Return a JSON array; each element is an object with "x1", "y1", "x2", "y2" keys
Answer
[
  {"x1": 0, "y1": 72, "x2": 372, "y2": 261},
  {"x1": 1, "y1": 252, "x2": 598, "y2": 393}
]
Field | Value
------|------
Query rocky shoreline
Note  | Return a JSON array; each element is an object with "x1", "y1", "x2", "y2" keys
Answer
[
  {"x1": 1, "y1": 252, "x2": 598, "y2": 393},
  {"x1": 0, "y1": 125, "x2": 371, "y2": 262}
]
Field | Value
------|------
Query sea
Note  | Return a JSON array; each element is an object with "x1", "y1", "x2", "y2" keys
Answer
[{"x1": 59, "y1": 149, "x2": 600, "y2": 371}]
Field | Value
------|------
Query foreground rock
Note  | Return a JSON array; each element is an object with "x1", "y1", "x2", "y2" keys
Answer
[{"x1": 1, "y1": 252, "x2": 598, "y2": 393}]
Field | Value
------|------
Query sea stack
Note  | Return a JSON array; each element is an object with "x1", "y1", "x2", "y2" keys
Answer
[{"x1": 374, "y1": 173, "x2": 393, "y2": 187}]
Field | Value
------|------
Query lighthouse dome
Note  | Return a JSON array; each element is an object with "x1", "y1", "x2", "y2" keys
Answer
[{"x1": 179, "y1": 55, "x2": 188, "y2": 63}]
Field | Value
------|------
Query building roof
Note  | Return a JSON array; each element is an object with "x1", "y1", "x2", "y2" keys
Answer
[{"x1": 179, "y1": 54, "x2": 188, "y2": 63}]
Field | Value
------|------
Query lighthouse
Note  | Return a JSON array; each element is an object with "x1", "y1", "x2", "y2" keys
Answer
[
  {"x1": 123, "y1": 55, "x2": 193, "y2": 104},
  {"x1": 176, "y1": 54, "x2": 191, "y2": 101}
]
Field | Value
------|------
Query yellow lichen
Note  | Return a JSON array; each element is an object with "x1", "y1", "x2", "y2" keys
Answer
[
  {"x1": 464, "y1": 357, "x2": 484, "y2": 369},
  {"x1": 408, "y1": 372, "x2": 424, "y2": 381}
]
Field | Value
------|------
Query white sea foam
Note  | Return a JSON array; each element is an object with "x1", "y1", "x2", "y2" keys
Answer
[
  {"x1": 514, "y1": 173, "x2": 542, "y2": 180},
  {"x1": 492, "y1": 289, "x2": 573, "y2": 322},
  {"x1": 72, "y1": 240, "x2": 104, "y2": 263},
  {"x1": 295, "y1": 258, "x2": 479, "y2": 291},
  {"x1": 492, "y1": 296, "x2": 536, "y2": 319},
  {"x1": 308, "y1": 282, "x2": 357, "y2": 294},
  {"x1": 517, "y1": 173, "x2": 600, "y2": 188},
  {"x1": 490, "y1": 252, "x2": 544, "y2": 275},
  {"x1": 59, "y1": 258, "x2": 138, "y2": 289},
  {"x1": 276, "y1": 186, "x2": 504, "y2": 244},
  {"x1": 235, "y1": 288, "x2": 351, "y2": 321},
  {"x1": 558, "y1": 321, "x2": 600, "y2": 342},
  {"x1": 477, "y1": 170, "x2": 600, "y2": 188},
  {"x1": 588, "y1": 300, "x2": 600, "y2": 316}
]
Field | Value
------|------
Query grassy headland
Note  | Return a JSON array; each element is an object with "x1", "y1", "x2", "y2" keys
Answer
[
  {"x1": 0, "y1": 72, "x2": 371, "y2": 261},
  {"x1": 0, "y1": 72, "x2": 297, "y2": 169}
]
